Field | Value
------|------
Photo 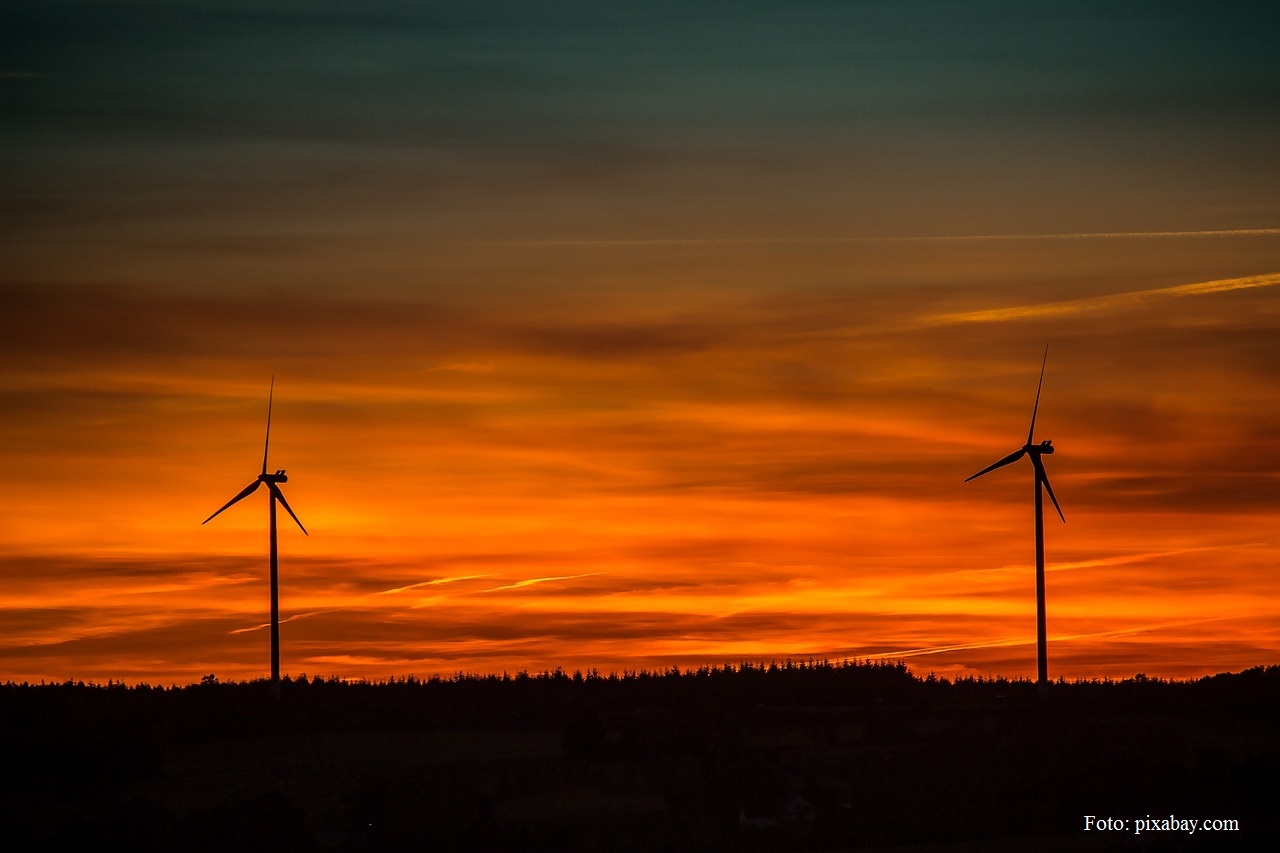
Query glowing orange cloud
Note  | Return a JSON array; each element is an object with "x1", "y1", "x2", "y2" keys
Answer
[{"x1": 926, "y1": 272, "x2": 1280, "y2": 326}]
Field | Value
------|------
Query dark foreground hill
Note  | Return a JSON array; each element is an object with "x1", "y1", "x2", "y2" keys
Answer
[{"x1": 2, "y1": 660, "x2": 1277, "y2": 851}]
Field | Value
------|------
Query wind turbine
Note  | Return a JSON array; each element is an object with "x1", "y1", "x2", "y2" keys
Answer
[
  {"x1": 203, "y1": 379, "x2": 307, "y2": 689},
  {"x1": 965, "y1": 345, "x2": 1064, "y2": 690}
]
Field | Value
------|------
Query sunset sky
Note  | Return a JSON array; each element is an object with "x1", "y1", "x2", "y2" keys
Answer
[{"x1": 4, "y1": 1, "x2": 1280, "y2": 685}]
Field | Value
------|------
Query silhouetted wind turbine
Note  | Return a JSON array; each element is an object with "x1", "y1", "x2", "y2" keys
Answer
[
  {"x1": 203, "y1": 379, "x2": 307, "y2": 690},
  {"x1": 965, "y1": 345, "x2": 1064, "y2": 690}
]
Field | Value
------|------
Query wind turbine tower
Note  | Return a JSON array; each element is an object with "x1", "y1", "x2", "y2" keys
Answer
[
  {"x1": 965, "y1": 346, "x2": 1064, "y2": 689},
  {"x1": 203, "y1": 380, "x2": 308, "y2": 688}
]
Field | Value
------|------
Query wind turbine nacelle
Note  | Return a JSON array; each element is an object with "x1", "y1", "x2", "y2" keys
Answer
[
  {"x1": 1039, "y1": 440, "x2": 1054, "y2": 454},
  {"x1": 262, "y1": 469, "x2": 288, "y2": 483}
]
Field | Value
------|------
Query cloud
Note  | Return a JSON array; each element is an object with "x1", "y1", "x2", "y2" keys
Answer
[
  {"x1": 866, "y1": 617, "x2": 1233, "y2": 661},
  {"x1": 373, "y1": 574, "x2": 491, "y2": 595},
  {"x1": 481, "y1": 572, "x2": 603, "y2": 593},
  {"x1": 922, "y1": 272, "x2": 1280, "y2": 326},
  {"x1": 229, "y1": 610, "x2": 323, "y2": 634},
  {"x1": 486, "y1": 228, "x2": 1280, "y2": 248}
]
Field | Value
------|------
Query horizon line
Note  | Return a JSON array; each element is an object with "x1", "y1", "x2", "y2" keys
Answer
[{"x1": 6, "y1": 657, "x2": 1271, "y2": 690}]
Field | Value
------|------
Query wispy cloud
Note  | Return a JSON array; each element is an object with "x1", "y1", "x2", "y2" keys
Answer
[
  {"x1": 922, "y1": 272, "x2": 1280, "y2": 326},
  {"x1": 483, "y1": 228, "x2": 1280, "y2": 248},
  {"x1": 482, "y1": 573, "x2": 603, "y2": 593},
  {"x1": 943, "y1": 546, "x2": 1233, "y2": 579},
  {"x1": 229, "y1": 611, "x2": 322, "y2": 635},
  {"x1": 373, "y1": 575, "x2": 490, "y2": 596},
  {"x1": 868, "y1": 617, "x2": 1233, "y2": 660}
]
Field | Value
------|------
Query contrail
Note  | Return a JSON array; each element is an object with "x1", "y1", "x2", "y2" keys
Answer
[
  {"x1": 482, "y1": 572, "x2": 602, "y2": 592},
  {"x1": 230, "y1": 611, "x2": 320, "y2": 634},
  {"x1": 374, "y1": 574, "x2": 490, "y2": 595},
  {"x1": 1046, "y1": 546, "x2": 1226, "y2": 573},
  {"x1": 866, "y1": 617, "x2": 1232, "y2": 660},
  {"x1": 923, "y1": 272, "x2": 1280, "y2": 326},
  {"x1": 484, "y1": 228, "x2": 1280, "y2": 248},
  {"x1": 947, "y1": 545, "x2": 1233, "y2": 579}
]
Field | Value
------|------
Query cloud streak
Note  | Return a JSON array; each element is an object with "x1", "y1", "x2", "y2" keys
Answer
[
  {"x1": 481, "y1": 573, "x2": 604, "y2": 593},
  {"x1": 485, "y1": 228, "x2": 1280, "y2": 248},
  {"x1": 923, "y1": 272, "x2": 1280, "y2": 326},
  {"x1": 373, "y1": 575, "x2": 491, "y2": 596},
  {"x1": 230, "y1": 611, "x2": 322, "y2": 635},
  {"x1": 867, "y1": 617, "x2": 1237, "y2": 661}
]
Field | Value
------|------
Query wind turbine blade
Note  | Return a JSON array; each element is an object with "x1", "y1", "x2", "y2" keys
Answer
[
  {"x1": 964, "y1": 448, "x2": 1025, "y2": 482},
  {"x1": 1027, "y1": 343, "x2": 1049, "y2": 445},
  {"x1": 1032, "y1": 457, "x2": 1065, "y2": 522},
  {"x1": 268, "y1": 482, "x2": 308, "y2": 536},
  {"x1": 261, "y1": 376, "x2": 274, "y2": 476},
  {"x1": 202, "y1": 480, "x2": 262, "y2": 524}
]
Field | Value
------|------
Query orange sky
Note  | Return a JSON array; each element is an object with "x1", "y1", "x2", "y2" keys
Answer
[
  {"x1": 3, "y1": 3, "x2": 1279, "y2": 685},
  {"x1": 4, "y1": 233, "x2": 1279, "y2": 685}
]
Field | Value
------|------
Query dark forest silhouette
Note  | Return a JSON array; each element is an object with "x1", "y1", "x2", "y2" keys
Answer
[{"x1": 4, "y1": 660, "x2": 1277, "y2": 850}]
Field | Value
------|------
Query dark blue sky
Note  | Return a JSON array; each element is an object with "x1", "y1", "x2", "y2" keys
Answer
[{"x1": 5, "y1": 0, "x2": 1279, "y2": 269}]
